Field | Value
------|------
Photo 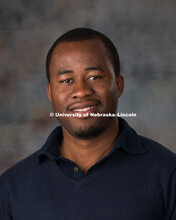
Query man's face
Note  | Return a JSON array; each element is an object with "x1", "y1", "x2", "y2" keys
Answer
[{"x1": 47, "y1": 39, "x2": 124, "y2": 139}]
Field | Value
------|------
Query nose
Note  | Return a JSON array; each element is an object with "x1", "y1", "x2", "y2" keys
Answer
[{"x1": 71, "y1": 80, "x2": 94, "y2": 99}]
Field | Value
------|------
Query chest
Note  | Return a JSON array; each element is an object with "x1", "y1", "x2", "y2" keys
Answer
[{"x1": 11, "y1": 161, "x2": 164, "y2": 220}]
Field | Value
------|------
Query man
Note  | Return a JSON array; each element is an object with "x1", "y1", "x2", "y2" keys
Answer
[{"x1": 0, "y1": 28, "x2": 176, "y2": 219}]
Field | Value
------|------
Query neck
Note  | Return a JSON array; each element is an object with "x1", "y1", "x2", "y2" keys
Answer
[{"x1": 59, "y1": 119, "x2": 119, "y2": 174}]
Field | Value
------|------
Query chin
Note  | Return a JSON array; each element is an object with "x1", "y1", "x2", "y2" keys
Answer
[
  {"x1": 59, "y1": 114, "x2": 116, "y2": 139},
  {"x1": 67, "y1": 117, "x2": 114, "y2": 140},
  {"x1": 72, "y1": 125, "x2": 106, "y2": 140}
]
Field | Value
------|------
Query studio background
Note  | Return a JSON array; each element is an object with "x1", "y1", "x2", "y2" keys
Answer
[{"x1": 0, "y1": 0, "x2": 176, "y2": 174}]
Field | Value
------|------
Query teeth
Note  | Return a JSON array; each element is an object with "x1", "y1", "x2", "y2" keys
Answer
[{"x1": 73, "y1": 106, "x2": 95, "y2": 112}]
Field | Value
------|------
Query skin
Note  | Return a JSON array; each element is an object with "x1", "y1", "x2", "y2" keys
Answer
[{"x1": 47, "y1": 39, "x2": 124, "y2": 174}]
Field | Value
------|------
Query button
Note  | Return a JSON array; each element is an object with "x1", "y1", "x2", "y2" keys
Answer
[{"x1": 74, "y1": 167, "x2": 79, "y2": 173}]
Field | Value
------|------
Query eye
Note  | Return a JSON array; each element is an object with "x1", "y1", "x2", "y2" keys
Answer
[
  {"x1": 59, "y1": 78, "x2": 73, "y2": 84},
  {"x1": 89, "y1": 75, "x2": 103, "y2": 80}
]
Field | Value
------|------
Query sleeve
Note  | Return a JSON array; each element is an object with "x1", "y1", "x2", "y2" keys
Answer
[
  {"x1": 0, "y1": 176, "x2": 13, "y2": 220},
  {"x1": 165, "y1": 168, "x2": 176, "y2": 220}
]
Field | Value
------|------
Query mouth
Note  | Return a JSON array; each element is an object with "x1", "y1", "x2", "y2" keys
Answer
[
  {"x1": 67, "y1": 101, "x2": 100, "y2": 117},
  {"x1": 73, "y1": 106, "x2": 96, "y2": 112}
]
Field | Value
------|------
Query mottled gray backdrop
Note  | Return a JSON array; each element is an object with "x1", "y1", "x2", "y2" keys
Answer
[{"x1": 0, "y1": 0, "x2": 176, "y2": 174}]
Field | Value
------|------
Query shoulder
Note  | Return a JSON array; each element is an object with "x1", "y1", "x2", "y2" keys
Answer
[
  {"x1": 140, "y1": 135, "x2": 176, "y2": 159},
  {"x1": 139, "y1": 135, "x2": 176, "y2": 171},
  {"x1": 0, "y1": 150, "x2": 40, "y2": 184}
]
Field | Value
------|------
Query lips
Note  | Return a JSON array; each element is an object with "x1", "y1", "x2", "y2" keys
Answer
[
  {"x1": 67, "y1": 100, "x2": 100, "y2": 113},
  {"x1": 72, "y1": 106, "x2": 95, "y2": 112}
]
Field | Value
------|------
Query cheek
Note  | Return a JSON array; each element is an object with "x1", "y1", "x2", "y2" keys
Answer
[
  {"x1": 109, "y1": 81, "x2": 119, "y2": 98},
  {"x1": 98, "y1": 85, "x2": 118, "y2": 100},
  {"x1": 97, "y1": 76, "x2": 118, "y2": 98},
  {"x1": 103, "y1": 87, "x2": 119, "y2": 110},
  {"x1": 50, "y1": 90, "x2": 67, "y2": 112}
]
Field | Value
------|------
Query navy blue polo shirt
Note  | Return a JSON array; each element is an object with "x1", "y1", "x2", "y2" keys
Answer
[
  {"x1": 38, "y1": 117, "x2": 146, "y2": 181},
  {"x1": 0, "y1": 118, "x2": 176, "y2": 219}
]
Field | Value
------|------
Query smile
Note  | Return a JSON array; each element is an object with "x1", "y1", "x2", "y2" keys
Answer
[
  {"x1": 73, "y1": 106, "x2": 96, "y2": 112},
  {"x1": 67, "y1": 100, "x2": 101, "y2": 112}
]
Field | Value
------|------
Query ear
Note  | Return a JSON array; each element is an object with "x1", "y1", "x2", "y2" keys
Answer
[
  {"x1": 46, "y1": 83, "x2": 52, "y2": 102},
  {"x1": 116, "y1": 75, "x2": 124, "y2": 98}
]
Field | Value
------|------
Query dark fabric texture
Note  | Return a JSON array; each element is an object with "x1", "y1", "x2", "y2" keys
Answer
[{"x1": 0, "y1": 118, "x2": 176, "y2": 220}]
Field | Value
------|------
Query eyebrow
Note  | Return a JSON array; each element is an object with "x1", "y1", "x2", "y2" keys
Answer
[
  {"x1": 58, "y1": 70, "x2": 73, "y2": 75},
  {"x1": 85, "y1": 66, "x2": 104, "y2": 72},
  {"x1": 57, "y1": 65, "x2": 104, "y2": 75}
]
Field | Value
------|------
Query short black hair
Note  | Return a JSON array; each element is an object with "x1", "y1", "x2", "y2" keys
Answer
[{"x1": 46, "y1": 28, "x2": 120, "y2": 82}]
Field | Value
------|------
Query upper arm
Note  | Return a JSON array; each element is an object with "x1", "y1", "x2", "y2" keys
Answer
[{"x1": 0, "y1": 176, "x2": 13, "y2": 220}]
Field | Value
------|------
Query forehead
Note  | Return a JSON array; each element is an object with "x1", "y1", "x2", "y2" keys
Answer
[{"x1": 50, "y1": 39, "x2": 108, "y2": 66}]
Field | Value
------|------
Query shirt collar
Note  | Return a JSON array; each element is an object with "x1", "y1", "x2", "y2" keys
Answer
[
  {"x1": 38, "y1": 126, "x2": 62, "y2": 163},
  {"x1": 38, "y1": 118, "x2": 146, "y2": 164},
  {"x1": 115, "y1": 118, "x2": 146, "y2": 154}
]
